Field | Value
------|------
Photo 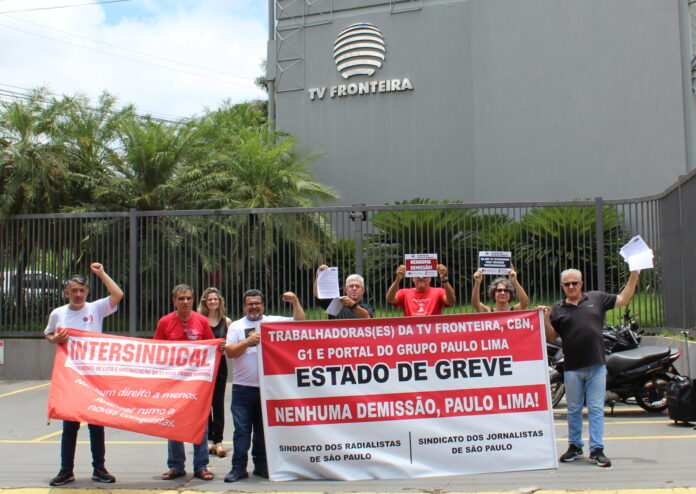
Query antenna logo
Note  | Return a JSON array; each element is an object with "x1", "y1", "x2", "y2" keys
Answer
[
  {"x1": 308, "y1": 22, "x2": 413, "y2": 101},
  {"x1": 333, "y1": 23, "x2": 386, "y2": 79}
]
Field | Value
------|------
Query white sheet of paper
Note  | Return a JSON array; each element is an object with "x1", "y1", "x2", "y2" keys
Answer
[
  {"x1": 316, "y1": 267, "x2": 341, "y2": 299},
  {"x1": 628, "y1": 248, "x2": 654, "y2": 271},
  {"x1": 620, "y1": 235, "x2": 650, "y2": 261},
  {"x1": 325, "y1": 297, "x2": 344, "y2": 316}
]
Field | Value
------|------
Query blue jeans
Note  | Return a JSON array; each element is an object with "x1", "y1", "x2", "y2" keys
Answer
[
  {"x1": 564, "y1": 364, "x2": 606, "y2": 451},
  {"x1": 60, "y1": 420, "x2": 105, "y2": 470},
  {"x1": 167, "y1": 427, "x2": 209, "y2": 473},
  {"x1": 230, "y1": 384, "x2": 266, "y2": 472}
]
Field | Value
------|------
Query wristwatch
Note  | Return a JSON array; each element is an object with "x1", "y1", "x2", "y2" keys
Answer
[{"x1": 350, "y1": 303, "x2": 359, "y2": 310}]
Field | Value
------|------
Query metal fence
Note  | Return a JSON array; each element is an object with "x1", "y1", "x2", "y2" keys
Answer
[{"x1": 4, "y1": 170, "x2": 696, "y2": 337}]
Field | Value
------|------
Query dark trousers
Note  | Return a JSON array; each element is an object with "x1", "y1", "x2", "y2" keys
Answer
[
  {"x1": 60, "y1": 420, "x2": 105, "y2": 470},
  {"x1": 230, "y1": 384, "x2": 266, "y2": 472},
  {"x1": 208, "y1": 358, "x2": 228, "y2": 444}
]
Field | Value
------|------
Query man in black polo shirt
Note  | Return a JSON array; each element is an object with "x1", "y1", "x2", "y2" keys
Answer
[
  {"x1": 542, "y1": 268, "x2": 639, "y2": 468},
  {"x1": 313, "y1": 265, "x2": 374, "y2": 319}
]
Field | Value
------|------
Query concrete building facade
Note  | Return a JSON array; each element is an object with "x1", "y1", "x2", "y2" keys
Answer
[{"x1": 270, "y1": 0, "x2": 696, "y2": 205}]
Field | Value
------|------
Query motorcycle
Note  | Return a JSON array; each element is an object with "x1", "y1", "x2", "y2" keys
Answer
[
  {"x1": 547, "y1": 339, "x2": 565, "y2": 407},
  {"x1": 603, "y1": 308, "x2": 643, "y2": 354},
  {"x1": 549, "y1": 345, "x2": 683, "y2": 413},
  {"x1": 547, "y1": 308, "x2": 644, "y2": 408}
]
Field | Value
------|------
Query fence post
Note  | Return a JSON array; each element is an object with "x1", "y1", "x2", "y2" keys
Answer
[
  {"x1": 129, "y1": 209, "x2": 137, "y2": 336},
  {"x1": 678, "y1": 182, "x2": 686, "y2": 328},
  {"x1": 594, "y1": 197, "x2": 605, "y2": 292},
  {"x1": 351, "y1": 205, "x2": 366, "y2": 275}
]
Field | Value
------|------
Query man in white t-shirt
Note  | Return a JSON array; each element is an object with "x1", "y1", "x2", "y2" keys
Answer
[
  {"x1": 223, "y1": 289, "x2": 304, "y2": 482},
  {"x1": 44, "y1": 263, "x2": 123, "y2": 487}
]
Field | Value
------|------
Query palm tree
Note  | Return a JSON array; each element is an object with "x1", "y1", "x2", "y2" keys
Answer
[
  {"x1": 56, "y1": 92, "x2": 136, "y2": 207},
  {"x1": 0, "y1": 90, "x2": 71, "y2": 313},
  {"x1": 201, "y1": 103, "x2": 340, "y2": 302},
  {"x1": 0, "y1": 89, "x2": 67, "y2": 219}
]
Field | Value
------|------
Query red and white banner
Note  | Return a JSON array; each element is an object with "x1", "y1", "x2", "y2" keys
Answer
[
  {"x1": 47, "y1": 329, "x2": 222, "y2": 443},
  {"x1": 259, "y1": 310, "x2": 557, "y2": 480}
]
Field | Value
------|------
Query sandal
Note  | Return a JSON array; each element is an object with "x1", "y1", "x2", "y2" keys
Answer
[
  {"x1": 161, "y1": 469, "x2": 186, "y2": 480},
  {"x1": 194, "y1": 469, "x2": 214, "y2": 481},
  {"x1": 213, "y1": 443, "x2": 228, "y2": 458}
]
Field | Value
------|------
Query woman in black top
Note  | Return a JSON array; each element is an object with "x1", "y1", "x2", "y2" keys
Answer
[{"x1": 198, "y1": 287, "x2": 232, "y2": 458}]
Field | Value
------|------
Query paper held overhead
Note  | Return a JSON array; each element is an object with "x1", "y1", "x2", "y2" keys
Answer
[
  {"x1": 628, "y1": 248, "x2": 654, "y2": 271},
  {"x1": 619, "y1": 235, "x2": 653, "y2": 271},
  {"x1": 317, "y1": 267, "x2": 340, "y2": 299}
]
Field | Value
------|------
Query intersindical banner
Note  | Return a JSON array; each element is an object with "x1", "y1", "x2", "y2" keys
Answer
[
  {"x1": 259, "y1": 310, "x2": 557, "y2": 480},
  {"x1": 47, "y1": 329, "x2": 221, "y2": 443}
]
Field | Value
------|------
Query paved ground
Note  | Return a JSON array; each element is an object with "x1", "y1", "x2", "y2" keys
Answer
[{"x1": 1, "y1": 379, "x2": 695, "y2": 493}]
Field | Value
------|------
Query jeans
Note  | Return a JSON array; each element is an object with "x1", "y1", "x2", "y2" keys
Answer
[
  {"x1": 167, "y1": 427, "x2": 209, "y2": 473},
  {"x1": 60, "y1": 420, "x2": 105, "y2": 470},
  {"x1": 564, "y1": 363, "x2": 606, "y2": 451},
  {"x1": 230, "y1": 384, "x2": 266, "y2": 472}
]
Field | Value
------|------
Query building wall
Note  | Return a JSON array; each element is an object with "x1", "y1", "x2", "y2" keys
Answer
[{"x1": 273, "y1": 0, "x2": 691, "y2": 205}]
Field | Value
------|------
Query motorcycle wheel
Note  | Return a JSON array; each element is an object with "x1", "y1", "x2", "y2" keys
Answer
[
  {"x1": 551, "y1": 381, "x2": 565, "y2": 407},
  {"x1": 635, "y1": 373, "x2": 671, "y2": 412}
]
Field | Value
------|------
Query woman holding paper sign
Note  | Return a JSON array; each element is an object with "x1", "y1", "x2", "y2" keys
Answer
[{"x1": 471, "y1": 267, "x2": 529, "y2": 312}]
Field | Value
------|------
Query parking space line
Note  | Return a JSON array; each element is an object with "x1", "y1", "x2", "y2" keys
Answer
[
  {"x1": 30, "y1": 429, "x2": 65, "y2": 442},
  {"x1": 552, "y1": 435, "x2": 696, "y2": 441},
  {"x1": 0, "y1": 382, "x2": 50, "y2": 398},
  {"x1": 557, "y1": 419, "x2": 676, "y2": 425}
]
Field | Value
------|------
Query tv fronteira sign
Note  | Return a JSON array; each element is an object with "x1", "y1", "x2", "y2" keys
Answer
[{"x1": 308, "y1": 22, "x2": 413, "y2": 101}]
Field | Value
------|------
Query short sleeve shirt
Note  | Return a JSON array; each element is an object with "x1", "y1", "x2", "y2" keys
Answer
[
  {"x1": 154, "y1": 311, "x2": 214, "y2": 341},
  {"x1": 316, "y1": 298, "x2": 375, "y2": 319},
  {"x1": 550, "y1": 291, "x2": 616, "y2": 371},
  {"x1": 392, "y1": 287, "x2": 448, "y2": 316},
  {"x1": 226, "y1": 314, "x2": 293, "y2": 387},
  {"x1": 44, "y1": 297, "x2": 117, "y2": 335}
]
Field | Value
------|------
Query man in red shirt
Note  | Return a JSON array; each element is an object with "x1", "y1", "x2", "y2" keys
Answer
[
  {"x1": 155, "y1": 284, "x2": 216, "y2": 482},
  {"x1": 386, "y1": 263, "x2": 456, "y2": 316}
]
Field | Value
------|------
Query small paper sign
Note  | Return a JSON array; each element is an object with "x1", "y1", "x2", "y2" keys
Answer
[
  {"x1": 405, "y1": 253, "x2": 438, "y2": 277},
  {"x1": 478, "y1": 251, "x2": 512, "y2": 275},
  {"x1": 325, "y1": 297, "x2": 344, "y2": 316}
]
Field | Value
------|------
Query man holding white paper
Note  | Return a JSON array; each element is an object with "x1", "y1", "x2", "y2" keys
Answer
[
  {"x1": 313, "y1": 265, "x2": 373, "y2": 319},
  {"x1": 541, "y1": 267, "x2": 640, "y2": 468}
]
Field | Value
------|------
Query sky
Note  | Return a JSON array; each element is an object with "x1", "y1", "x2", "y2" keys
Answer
[{"x1": 0, "y1": 0, "x2": 269, "y2": 120}]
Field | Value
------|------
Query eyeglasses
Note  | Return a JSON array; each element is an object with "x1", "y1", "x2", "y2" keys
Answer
[
  {"x1": 562, "y1": 281, "x2": 581, "y2": 287},
  {"x1": 245, "y1": 302, "x2": 263, "y2": 307},
  {"x1": 495, "y1": 288, "x2": 511, "y2": 294}
]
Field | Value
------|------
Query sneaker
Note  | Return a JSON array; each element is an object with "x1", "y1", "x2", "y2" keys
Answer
[
  {"x1": 224, "y1": 469, "x2": 249, "y2": 482},
  {"x1": 49, "y1": 469, "x2": 75, "y2": 486},
  {"x1": 92, "y1": 467, "x2": 116, "y2": 483},
  {"x1": 589, "y1": 448, "x2": 612, "y2": 467},
  {"x1": 559, "y1": 444, "x2": 584, "y2": 462}
]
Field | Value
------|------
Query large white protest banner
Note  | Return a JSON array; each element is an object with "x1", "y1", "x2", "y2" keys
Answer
[{"x1": 258, "y1": 311, "x2": 557, "y2": 480}]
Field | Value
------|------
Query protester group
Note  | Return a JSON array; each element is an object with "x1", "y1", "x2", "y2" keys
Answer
[{"x1": 43, "y1": 259, "x2": 640, "y2": 485}]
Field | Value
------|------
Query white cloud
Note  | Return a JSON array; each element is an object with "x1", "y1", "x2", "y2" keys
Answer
[{"x1": 0, "y1": 0, "x2": 268, "y2": 119}]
